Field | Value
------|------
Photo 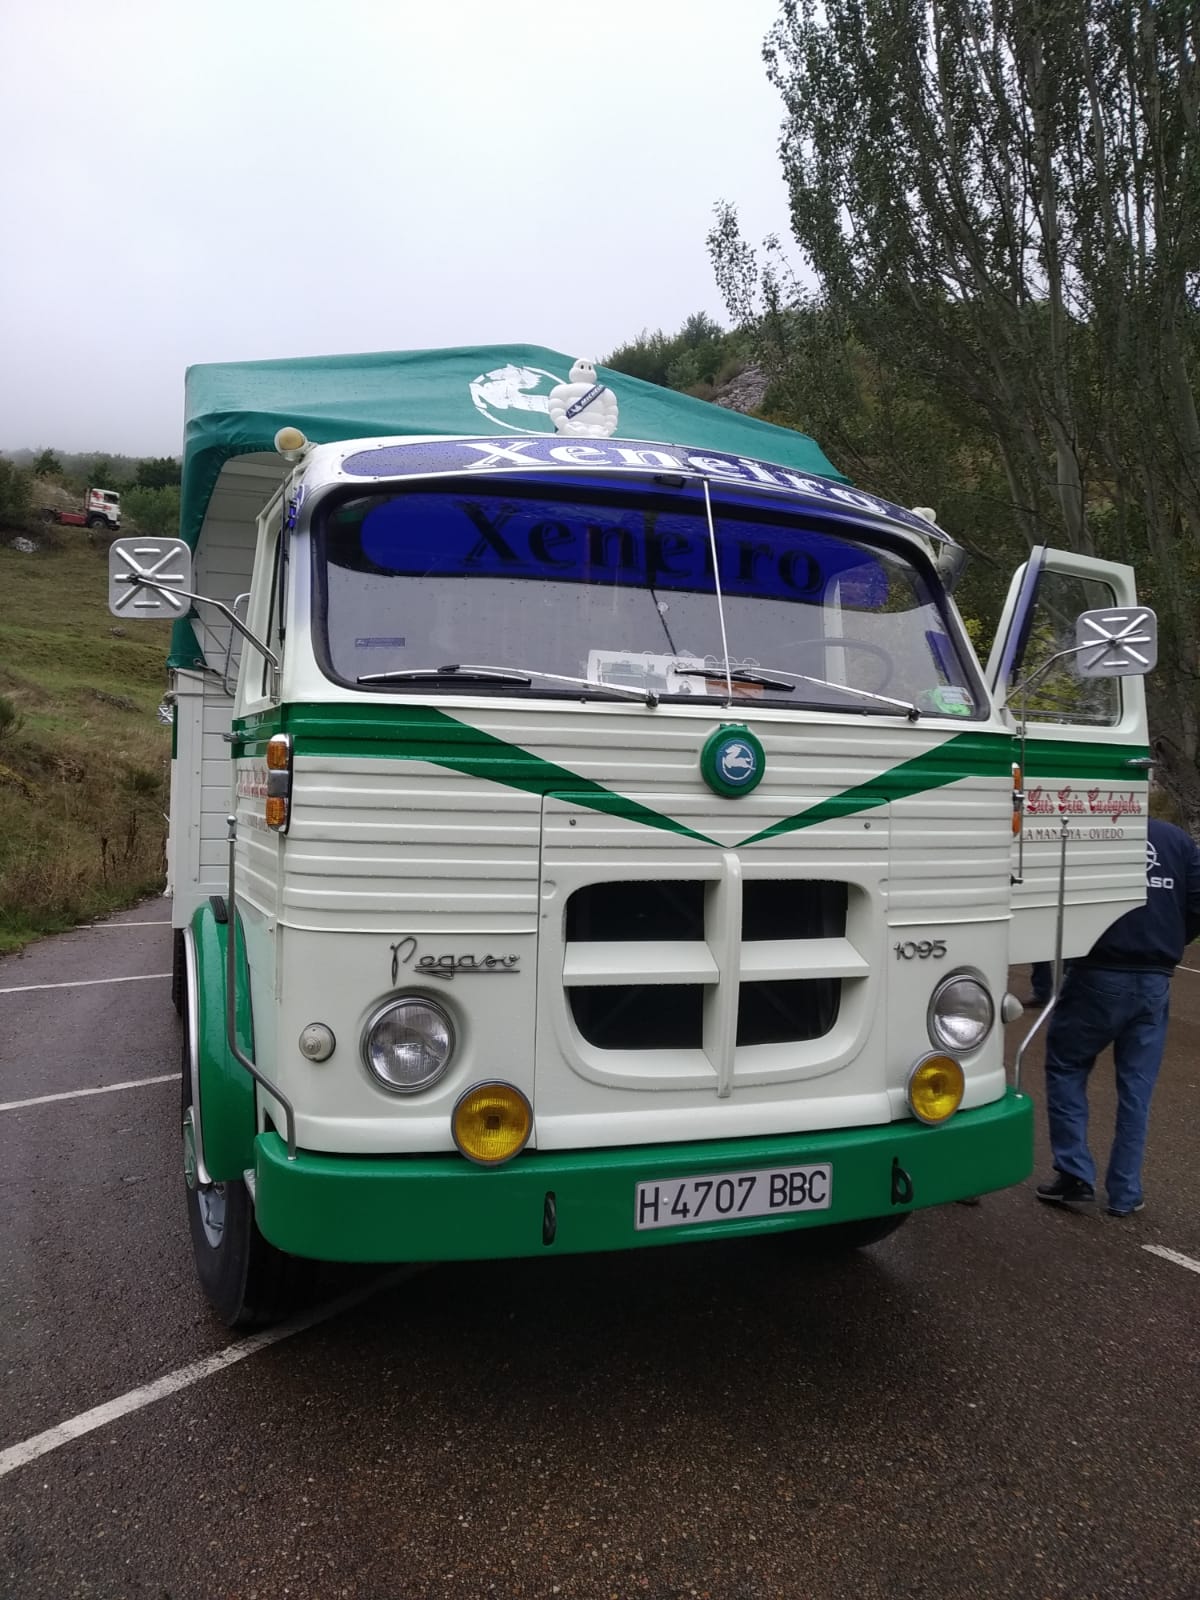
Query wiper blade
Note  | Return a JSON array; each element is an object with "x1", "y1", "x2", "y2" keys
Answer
[
  {"x1": 672, "y1": 668, "x2": 796, "y2": 692},
  {"x1": 357, "y1": 662, "x2": 657, "y2": 705},
  {"x1": 358, "y1": 664, "x2": 533, "y2": 687},
  {"x1": 760, "y1": 666, "x2": 919, "y2": 719},
  {"x1": 667, "y1": 663, "x2": 919, "y2": 719}
]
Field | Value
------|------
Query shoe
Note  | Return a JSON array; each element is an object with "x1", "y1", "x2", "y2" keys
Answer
[
  {"x1": 1036, "y1": 1174, "x2": 1095, "y2": 1205},
  {"x1": 1024, "y1": 995, "x2": 1052, "y2": 1009},
  {"x1": 1106, "y1": 1201, "x2": 1145, "y2": 1217}
]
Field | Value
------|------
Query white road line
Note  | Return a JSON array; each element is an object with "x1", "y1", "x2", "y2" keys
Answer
[
  {"x1": 0, "y1": 1272, "x2": 410, "y2": 1481},
  {"x1": 0, "y1": 972, "x2": 171, "y2": 995},
  {"x1": 1142, "y1": 1244, "x2": 1200, "y2": 1276},
  {"x1": 0, "y1": 1075, "x2": 178, "y2": 1113}
]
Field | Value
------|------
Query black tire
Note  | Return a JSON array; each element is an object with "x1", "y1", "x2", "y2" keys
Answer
[
  {"x1": 86, "y1": 514, "x2": 105, "y2": 529},
  {"x1": 784, "y1": 1213, "x2": 909, "y2": 1253},
  {"x1": 181, "y1": 1003, "x2": 297, "y2": 1328},
  {"x1": 170, "y1": 929, "x2": 186, "y2": 1016}
]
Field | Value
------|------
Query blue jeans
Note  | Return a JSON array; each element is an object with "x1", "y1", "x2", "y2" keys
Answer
[
  {"x1": 1043, "y1": 966, "x2": 1171, "y2": 1210},
  {"x1": 1030, "y1": 961, "x2": 1053, "y2": 1003}
]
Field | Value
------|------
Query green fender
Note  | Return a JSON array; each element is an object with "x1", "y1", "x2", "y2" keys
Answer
[{"x1": 189, "y1": 902, "x2": 256, "y2": 1181}]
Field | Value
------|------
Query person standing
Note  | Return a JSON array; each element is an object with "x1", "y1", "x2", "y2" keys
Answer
[
  {"x1": 1026, "y1": 960, "x2": 1053, "y2": 1008},
  {"x1": 1036, "y1": 817, "x2": 1200, "y2": 1217}
]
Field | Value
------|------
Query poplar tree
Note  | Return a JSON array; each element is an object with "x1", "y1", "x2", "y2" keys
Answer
[{"x1": 712, "y1": 0, "x2": 1200, "y2": 818}]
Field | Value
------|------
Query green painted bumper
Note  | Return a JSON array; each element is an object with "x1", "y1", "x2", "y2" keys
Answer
[{"x1": 253, "y1": 1091, "x2": 1033, "y2": 1262}]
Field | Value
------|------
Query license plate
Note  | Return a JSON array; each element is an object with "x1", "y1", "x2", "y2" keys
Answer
[{"x1": 634, "y1": 1163, "x2": 832, "y2": 1231}]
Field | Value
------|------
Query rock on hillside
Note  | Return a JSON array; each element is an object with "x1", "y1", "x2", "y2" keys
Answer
[{"x1": 710, "y1": 365, "x2": 768, "y2": 415}]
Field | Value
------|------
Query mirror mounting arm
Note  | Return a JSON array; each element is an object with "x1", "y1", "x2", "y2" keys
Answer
[
  {"x1": 124, "y1": 575, "x2": 279, "y2": 673},
  {"x1": 1002, "y1": 641, "x2": 1092, "y2": 716}
]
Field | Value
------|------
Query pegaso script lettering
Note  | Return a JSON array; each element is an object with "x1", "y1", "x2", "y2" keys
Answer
[{"x1": 389, "y1": 935, "x2": 520, "y2": 985}]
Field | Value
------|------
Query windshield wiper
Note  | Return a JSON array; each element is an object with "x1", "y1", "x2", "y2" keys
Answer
[
  {"x1": 668, "y1": 664, "x2": 919, "y2": 719},
  {"x1": 672, "y1": 668, "x2": 796, "y2": 692},
  {"x1": 358, "y1": 664, "x2": 533, "y2": 687},
  {"x1": 357, "y1": 662, "x2": 658, "y2": 706}
]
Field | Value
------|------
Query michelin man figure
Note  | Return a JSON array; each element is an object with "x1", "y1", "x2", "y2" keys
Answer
[{"x1": 548, "y1": 358, "x2": 620, "y2": 438}]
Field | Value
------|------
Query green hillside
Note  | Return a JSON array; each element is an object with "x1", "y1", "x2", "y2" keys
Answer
[{"x1": 0, "y1": 532, "x2": 172, "y2": 950}]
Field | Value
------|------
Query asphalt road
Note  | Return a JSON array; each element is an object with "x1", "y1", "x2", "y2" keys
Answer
[{"x1": 1, "y1": 901, "x2": 1198, "y2": 1600}]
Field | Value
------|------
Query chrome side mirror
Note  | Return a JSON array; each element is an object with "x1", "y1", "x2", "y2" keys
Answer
[
  {"x1": 1074, "y1": 607, "x2": 1157, "y2": 677},
  {"x1": 108, "y1": 536, "x2": 193, "y2": 617}
]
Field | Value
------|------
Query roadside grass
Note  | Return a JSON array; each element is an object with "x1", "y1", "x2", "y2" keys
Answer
[{"x1": 0, "y1": 532, "x2": 173, "y2": 951}]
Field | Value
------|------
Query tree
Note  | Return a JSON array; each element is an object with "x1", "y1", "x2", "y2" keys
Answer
[
  {"x1": 607, "y1": 312, "x2": 745, "y2": 395},
  {"x1": 122, "y1": 485, "x2": 181, "y2": 537},
  {"x1": 135, "y1": 456, "x2": 182, "y2": 490},
  {"x1": 32, "y1": 448, "x2": 62, "y2": 477},
  {"x1": 711, "y1": 0, "x2": 1200, "y2": 823},
  {"x1": 0, "y1": 458, "x2": 34, "y2": 529}
]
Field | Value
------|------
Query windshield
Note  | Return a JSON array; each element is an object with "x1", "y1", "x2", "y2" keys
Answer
[{"x1": 312, "y1": 477, "x2": 979, "y2": 716}]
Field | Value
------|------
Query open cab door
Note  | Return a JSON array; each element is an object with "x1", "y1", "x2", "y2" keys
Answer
[{"x1": 987, "y1": 549, "x2": 1156, "y2": 965}]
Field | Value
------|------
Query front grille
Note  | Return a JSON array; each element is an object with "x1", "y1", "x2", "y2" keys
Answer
[
  {"x1": 570, "y1": 983, "x2": 703, "y2": 1050},
  {"x1": 564, "y1": 878, "x2": 855, "y2": 1061},
  {"x1": 742, "y1": 879, "x2": 846, "y2": 940},
  {"x1": 565, "y1": 879, "x2": 704, "y2": 942},
  {"x1": 735, "y1": 979, "x2": 840, "y2": 1046}
]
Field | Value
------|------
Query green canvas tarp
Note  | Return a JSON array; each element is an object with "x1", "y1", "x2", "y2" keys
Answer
[
  {"x1": 171, "y1": 343, "x2": 847, "y2": 669},
  {"x1": 181, "y1": 342, "x2": 846, "y2": 549}
]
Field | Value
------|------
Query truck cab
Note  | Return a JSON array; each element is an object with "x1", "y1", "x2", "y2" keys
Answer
[
  {"x1": 85, "y1": 487, "x2": 121, "y2": 528},
  {"x1": 110, "y1": 345, "x2": 1156, "y2": 1326}
]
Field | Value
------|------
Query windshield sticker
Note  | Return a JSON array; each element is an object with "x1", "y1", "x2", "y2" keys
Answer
[
  {"x1": 921, "y1": 686, "x2": 974, "y2": 716},
  {"x1": 339, "y1": 434, "x2": 949, "y2": 541},
  {"x1": 335, "y1": 491, "x2": 890, "y2": 607}
]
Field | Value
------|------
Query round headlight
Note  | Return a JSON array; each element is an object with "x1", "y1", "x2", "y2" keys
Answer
[
  {"x1": 452, "y1": 1082, "x2": 532, "y2": 1165},
  {"x1": 928, "y1": 973, "x2": 994, "y2": 1053},
  {"x1": 907, "y1": 1053, "x2": 965, "y2": 1124},
  {"x1": 362, "y1": 997, "x2": 455, "y2": 1093}
]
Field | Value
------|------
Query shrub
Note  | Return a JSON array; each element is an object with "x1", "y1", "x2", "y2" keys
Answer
[
  {"x1": 0, "y1": 695, "x2": 23, "y2": 742},
  {"x1": 122, "y1": 484, "x2": 181, "y2": 536},
  {"x1": 0, "y1": 458, "x2": 34, "y2": 530}
]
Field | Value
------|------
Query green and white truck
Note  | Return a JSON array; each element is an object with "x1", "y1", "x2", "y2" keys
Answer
[{"x1": 110, "y1": 345, "x2": 1156, "y2": 1325}]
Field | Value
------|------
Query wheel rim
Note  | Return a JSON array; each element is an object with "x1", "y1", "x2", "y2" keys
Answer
[
  {"x1": 197, "y1": 1183, "x2": 227, "y2": 1248},
  {"x1": 183, "y1": 1110, "x2": 226, "y2": 1247}
]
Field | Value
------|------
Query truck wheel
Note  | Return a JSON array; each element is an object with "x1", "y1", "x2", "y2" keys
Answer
[
  {"x1": 181, "y1": 1022, "x2": 297, "y2": 1328},
  {"x1": 785, "y1": 1213, "x2": 909, "y2": 1253},
  {"x1": 86, "y1": 515, "x2": 105, "y2": 529},
  {"x1": 170, "y1": 930, "x2": 185, "y2": 1016}
]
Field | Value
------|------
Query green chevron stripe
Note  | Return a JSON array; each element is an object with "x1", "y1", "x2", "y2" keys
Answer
[
  {"x1": 230, "y1": 704, "x2": 1147, "y2": 849},
  {"x1": 235, "y1": 702, "x2": 718, "y2": 846},
  {"x1": 1020, "y1": 736, "x2": 1150, "y2": 780},
  {"x1": 736, "y1": 733, "x2": 1012, "y2": 846}
]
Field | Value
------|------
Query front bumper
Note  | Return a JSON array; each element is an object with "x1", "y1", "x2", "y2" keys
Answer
[{"x1": 253, "y1": 1090, "x2": 1033, "y2": 1262}]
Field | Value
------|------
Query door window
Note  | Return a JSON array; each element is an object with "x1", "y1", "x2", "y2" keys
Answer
[{"x1": 1006, "y1": 569, "x2": 1120, "y2": 727}]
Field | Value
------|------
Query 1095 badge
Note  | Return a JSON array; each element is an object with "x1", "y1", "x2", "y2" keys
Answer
[{"x1": 700, "y1": 725, "x2": 766, "y2": 798}]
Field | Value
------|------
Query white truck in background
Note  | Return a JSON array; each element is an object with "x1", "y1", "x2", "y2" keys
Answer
[{"x1": 42, "y1": 486, "x2": 121, "y2": 531}]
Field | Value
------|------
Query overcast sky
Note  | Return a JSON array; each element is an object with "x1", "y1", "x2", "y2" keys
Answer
[{"x1": 0, "y1": 0, "x2": 796, "y2": 456}]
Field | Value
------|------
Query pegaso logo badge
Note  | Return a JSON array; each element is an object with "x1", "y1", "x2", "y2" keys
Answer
[
  {"x1": 1147, "y1": 838, "x2": 1175, "y2": 890},
  {"x1": 700, "y1": 726, "x2": 766, "y2": 798},
  {"x1": 469, "y1": 364, "x2": 563, "y2": 433}
]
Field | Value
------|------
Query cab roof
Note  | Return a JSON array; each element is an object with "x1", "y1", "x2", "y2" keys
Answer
[{"x1": 181, "y1": 342, "x2": 847, "y2": 552}]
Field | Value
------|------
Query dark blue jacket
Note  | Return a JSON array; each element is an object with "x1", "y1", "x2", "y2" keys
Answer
[{"x1": 1078, "y1": 818, "x2": 1200, "y2": 973}]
